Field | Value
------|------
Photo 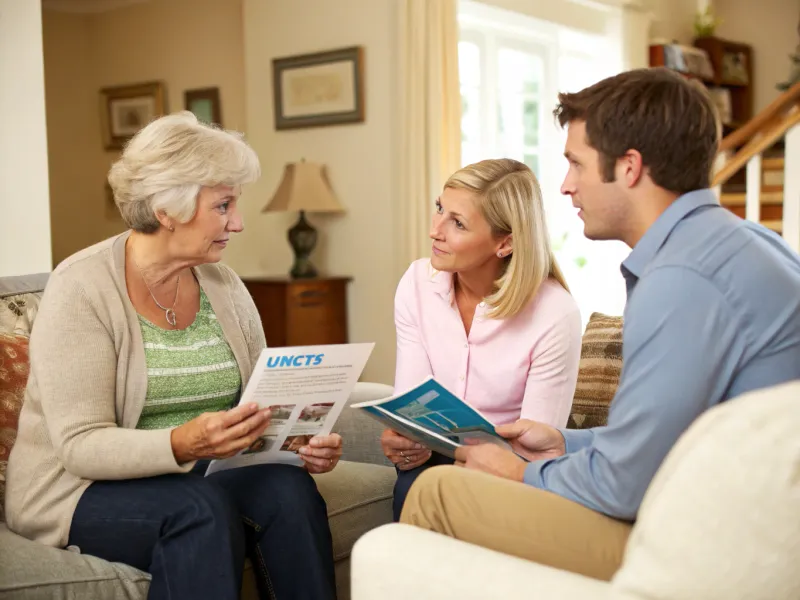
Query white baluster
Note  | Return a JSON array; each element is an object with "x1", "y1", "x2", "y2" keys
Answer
[
  {"x1": 745, "y1": 154, "x2": 762, "y2": 224},
  {"x1": 783, "y1": 124, "x2": 800, "y2": 252},
  {"x1": 712, "y1": 151, "x2": 726, "y2": 201}
]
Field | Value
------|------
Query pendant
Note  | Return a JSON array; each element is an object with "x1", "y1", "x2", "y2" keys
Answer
[{"x1": 165, "y1": 308, "x2": 177, "y2": 327}]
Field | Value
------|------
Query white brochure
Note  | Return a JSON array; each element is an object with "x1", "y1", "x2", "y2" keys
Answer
[{"x1": 205, "y1": 342, "x2": 374, "y2": 475}]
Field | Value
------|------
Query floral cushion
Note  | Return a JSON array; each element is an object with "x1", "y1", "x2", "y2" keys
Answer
[
  {"x1": 567, "y1": 312, "x2": 623, "y2": 430},
  {"x1": 0, "y1": 333, "x2": 30, "y2": 521},
  {"x1": 0, "y1": 291, "x2": 43, "y2": 337}
]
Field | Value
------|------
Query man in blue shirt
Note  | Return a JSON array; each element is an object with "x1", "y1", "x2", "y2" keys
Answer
[{"x1": 399, "y1": 67, "x2": 800, "y2": 581}]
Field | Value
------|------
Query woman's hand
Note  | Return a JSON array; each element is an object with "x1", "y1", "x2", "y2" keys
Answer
[
  {"x1": 170, "y1": 403, "x2": 272, "y2": 463},
  {"x1": 298, "y1": 433, "x2": 343, "y2": 474},
  {"x1": 380, "y1": 428, "x2": 431, "y2": 471}
]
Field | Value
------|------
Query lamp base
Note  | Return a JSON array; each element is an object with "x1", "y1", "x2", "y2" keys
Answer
[{"x1": 288, "y1": 210, "x2": 318, "y2": 279}]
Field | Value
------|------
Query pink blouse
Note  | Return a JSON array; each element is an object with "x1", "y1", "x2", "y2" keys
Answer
[{"x1": 394, "y1": 259, "x2": 582, "y2": 427}]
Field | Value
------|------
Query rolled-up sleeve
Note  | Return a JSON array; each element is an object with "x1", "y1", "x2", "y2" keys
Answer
[{"x1": 523, "y1": 267, "x2": 743, "y2": 519}]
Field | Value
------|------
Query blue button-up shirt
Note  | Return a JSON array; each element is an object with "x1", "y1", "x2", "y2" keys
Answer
[{"x1": 523, "y1": 189, "x2": 800, "y2": 519}]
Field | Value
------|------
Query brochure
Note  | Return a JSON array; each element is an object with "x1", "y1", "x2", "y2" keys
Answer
[
  {"x1": 205, "y1": 342, "x2": 374, "y2": 475},
  {"x1": 350, "y1": 376, "x2": 513, "y2": 460}
]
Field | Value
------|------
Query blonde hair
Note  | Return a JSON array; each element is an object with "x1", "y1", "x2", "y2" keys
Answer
[
  {"x1": 108, "y1": 111, "x2": 261, "y2": 233},
  {"x1": 444, "y1": 158, "x2": 570, "y2": 319}
]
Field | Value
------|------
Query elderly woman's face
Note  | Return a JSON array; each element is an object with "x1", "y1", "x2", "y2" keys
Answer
[{"x1": 178, "y1": 184, "x2": 243, "y2": 263}]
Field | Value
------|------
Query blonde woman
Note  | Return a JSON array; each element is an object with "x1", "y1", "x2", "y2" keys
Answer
[
  {"x1": 381, "y1": 159, "x2": 582, "y2": 520},
  {"x1": 6, "y1": 113, "x2": 341, "y2": 599}
]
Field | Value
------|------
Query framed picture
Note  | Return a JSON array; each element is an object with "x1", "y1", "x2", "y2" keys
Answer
[
  {"x1": 99, "y1": 81, "x2": 165, "y2": 150},
  {"x1": 185, "y1": 87, "x2": 222, "y2": 126},
  {"x1": 272, "y1": 46, "x2": 365, "y2": 130}
]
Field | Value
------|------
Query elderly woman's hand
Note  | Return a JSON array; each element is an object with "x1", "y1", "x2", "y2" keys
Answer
[
  {"x1": 298, "y1": 433, "x2": 343, "y2": 474},
  {"x1": 380, "y1": 428, "x2": 432, "y2": 471},
  {"x1": 171, "y1": 403, "x2": 272, "y2": 463}
]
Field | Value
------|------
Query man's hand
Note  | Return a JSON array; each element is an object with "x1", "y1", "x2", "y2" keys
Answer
[
  {"x1": 495, "y1": 419, "x2": 566, "y2": 462},
  {"x1": 453, "y1": 444, "x2": 527, "y2": 482}
]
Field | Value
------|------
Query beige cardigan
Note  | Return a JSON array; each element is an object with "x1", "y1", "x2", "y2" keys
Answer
[{"x1": 5, "y1": 232, "x2": 266, "y2": 548}]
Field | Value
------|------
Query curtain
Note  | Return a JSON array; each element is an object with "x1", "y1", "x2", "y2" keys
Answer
[{"x1": 395, "y1": 0, "x2": 462, "y2": 275}]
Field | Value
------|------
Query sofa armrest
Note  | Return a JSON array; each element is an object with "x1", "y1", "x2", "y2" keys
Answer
[
  {"x1": 334, "y1": 382, "x2": 393, "y2": 467},
  {"x1": 351, "y1": 524, "x2": 611, "y2": 600}
]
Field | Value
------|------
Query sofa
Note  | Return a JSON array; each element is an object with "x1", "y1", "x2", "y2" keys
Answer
[
  {"x1": 351, "y1": 381, "x2": 800, "y2": 599},
  {"x1": 0, "y1": 272, "x2": 398, "y2": 600},
  {"x1": 0, "y1": 272, "x2": 623, "y2": 599}
]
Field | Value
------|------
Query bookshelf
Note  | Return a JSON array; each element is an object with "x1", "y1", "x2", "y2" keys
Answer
[{"x1": 650, "y1": 36, "x2": 754, "y2": 131}]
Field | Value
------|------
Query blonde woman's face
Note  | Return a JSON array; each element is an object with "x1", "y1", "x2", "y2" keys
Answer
[
  {"x1": 175, "y1": 184, "x2": 243, "y2": 264},
  {"x1": 429, "y1": 187, "x2": 504, "y2": 273}
]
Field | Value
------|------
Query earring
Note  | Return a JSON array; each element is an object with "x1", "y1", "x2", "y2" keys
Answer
[
  {"x1": 497, "y1": 252, "x2": 503, "y2": 258},
  {"x1": 168, "y1": 224, "x2": 175, "y2": 232}
]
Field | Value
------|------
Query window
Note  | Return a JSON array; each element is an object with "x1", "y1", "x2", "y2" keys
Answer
[{"x1": 458, "y1": 0, "x2": 629, "y2": 322}]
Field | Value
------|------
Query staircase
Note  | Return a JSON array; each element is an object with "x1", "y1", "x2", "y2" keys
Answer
[
  {"x1": 713, "y1": 82, "x2": 800, "y2": 252},
  {"x1": 720, "y1": 154, "x2": 785, "y2": 233}
]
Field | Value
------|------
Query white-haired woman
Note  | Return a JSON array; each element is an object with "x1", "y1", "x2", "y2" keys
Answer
[
  {"x1": 381, "y1": 158, "x2": 582, "y2": 521},
  {"x1": 5, "y1": 112, "x2": 341, "y2": 600}
]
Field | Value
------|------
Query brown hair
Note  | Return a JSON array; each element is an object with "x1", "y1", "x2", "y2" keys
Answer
[{"x1": 554, "y1": 67, "x2": 720, "y2": 195}]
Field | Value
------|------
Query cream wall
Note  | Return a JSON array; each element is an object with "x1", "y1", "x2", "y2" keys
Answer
[
  {"x1": 0, "y1": 0, "x2": 52, "y2": 276},
  {"x1": 43, "y1": 0, "x2": 246, "y2": 265},
  {"x1": 715, "y1": 0, "x2": 799, "y2": 112},
  {"x1": 239, "y1": 0, "x2": 398, "y2": 384}
]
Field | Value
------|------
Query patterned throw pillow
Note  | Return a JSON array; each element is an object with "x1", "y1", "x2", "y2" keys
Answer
[
  {"x1": 0, "y1": 333, "x2": 30, "y2": 521},
  {"x1": 567, "y1": 313, "x2": 623, "y2": 430},
  {"x1": 0, "y1": 291, "x2": 43, "y2": 337}
]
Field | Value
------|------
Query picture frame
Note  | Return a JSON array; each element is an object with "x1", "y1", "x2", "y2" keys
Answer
[
  {"x1": 99, "y1": 81, "x2": 166, "y2": 151},
  {"x1": 272, "y1": 46, "x2": 365, "y2": 130},
  {"x1": 185, "y1": 87, "x2": 222, "y2": 126}
]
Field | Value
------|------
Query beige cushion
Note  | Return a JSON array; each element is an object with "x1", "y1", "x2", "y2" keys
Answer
[
  {"x1": 611, "y1": 381, "x2": 800, "y2": 599},
  {"x1": 313, "y1": 460, "x2": 395, "y2": 562},
  {"x1": 568, "y1": 313, "x2": 623, "y2": 429}
]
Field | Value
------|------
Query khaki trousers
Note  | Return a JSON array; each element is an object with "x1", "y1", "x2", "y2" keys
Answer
[{"x1": 400, "y1": 465, "x2": 633, "y2": 581}]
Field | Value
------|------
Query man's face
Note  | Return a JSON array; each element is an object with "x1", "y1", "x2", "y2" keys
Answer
[{"x1": 560, "y1": 121, "x2": 629, "y2": 242}]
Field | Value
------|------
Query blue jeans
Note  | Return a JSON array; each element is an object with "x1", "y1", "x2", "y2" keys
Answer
[
  {"x1": 68, "y1": 462, "x2": 335, "y2": 600},
  {"x1": 392, "y1": 452, "x2": 455, "y2": 522}
]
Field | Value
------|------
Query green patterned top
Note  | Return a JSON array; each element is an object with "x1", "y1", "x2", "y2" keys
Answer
[{"x1": 136, "y1": 290, "x2": 241, "y2": 430}]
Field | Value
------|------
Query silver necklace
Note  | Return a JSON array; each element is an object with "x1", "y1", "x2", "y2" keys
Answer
[{"x1": 132, "y1": 255, "x2": 180, "y2": 327}]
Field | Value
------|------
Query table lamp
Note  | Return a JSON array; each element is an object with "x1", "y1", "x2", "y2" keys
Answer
[{"x1": 262, "y1": 160, "x2": 345, "y2": 278}]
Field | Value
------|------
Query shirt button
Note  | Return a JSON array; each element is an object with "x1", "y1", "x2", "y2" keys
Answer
[
  {"x1": 463, "y1": 343, "x2": 468, "y2": 349},
  {"x1": 459, "y1": 375, "x2": 465, "y2": 381}
]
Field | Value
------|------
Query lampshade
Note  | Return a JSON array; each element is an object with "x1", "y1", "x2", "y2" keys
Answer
[{"x1": 262, "y1": 161, "x2": 344, "y2": 214}]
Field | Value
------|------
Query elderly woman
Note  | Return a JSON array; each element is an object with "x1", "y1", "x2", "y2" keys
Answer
[{"x1": 5, "y1": 112, "x2": 341, "y2": 600}]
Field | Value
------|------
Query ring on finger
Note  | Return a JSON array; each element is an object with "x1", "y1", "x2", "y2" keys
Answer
[
  {"x1": 404, "y1": 455, "x2": 411, "y2": 464},
  {"x1": 400, "y1": 450, "x2": 405, "y2": 458}
]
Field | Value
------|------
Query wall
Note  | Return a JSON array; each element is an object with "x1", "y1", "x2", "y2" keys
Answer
[
  {"x1": 646, "y1": 0, "x2": 698, "y2": 44},
  {"x1": 0, "y1": 0, "x2": 52, "y2": 276},
  {"x1": 240, "y1": 0, "x2": 398, "y2": 384},
  {"x1": 715, "y1": 0, "x2": 799, "y2": 112},
  {"x1": 43, "y1": 0, "x2": 246, "y2": 265}
]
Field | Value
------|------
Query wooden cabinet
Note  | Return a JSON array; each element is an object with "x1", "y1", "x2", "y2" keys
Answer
[{"x1": 240, "y1": 277, "x2": 351, "y2": 347}]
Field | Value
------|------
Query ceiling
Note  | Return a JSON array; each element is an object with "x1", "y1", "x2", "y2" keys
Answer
[{"x1": 41, "y1": 0, "x2": 150, "y2": 14}]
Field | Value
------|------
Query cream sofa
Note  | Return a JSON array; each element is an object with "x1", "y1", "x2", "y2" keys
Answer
[
  {"x1": 0, "y1": 273, "x2": 395, "y2": 600},
  {"x1": 352, "y1": 381, "x2": 800, "y2": 599}
]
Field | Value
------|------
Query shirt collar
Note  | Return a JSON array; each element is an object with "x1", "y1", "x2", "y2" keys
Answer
[
  {"x1": 622, "y1": 189, "x2": 719, "y2": 279},
  {"x1": 427, "y1": 262, "x2": 454, "y2": 300}
]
